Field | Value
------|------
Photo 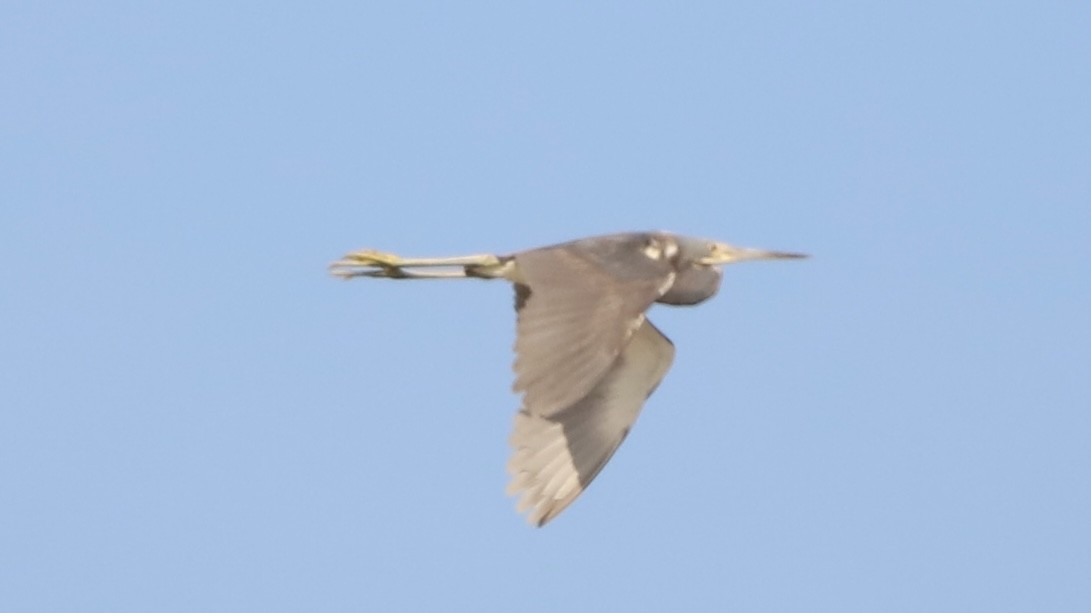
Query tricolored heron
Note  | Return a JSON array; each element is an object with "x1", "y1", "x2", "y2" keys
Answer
[{"x1": 330, "y1": 232, "x2": 806, "y2": 526}]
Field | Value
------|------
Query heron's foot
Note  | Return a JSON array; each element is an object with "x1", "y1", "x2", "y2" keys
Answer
[
  {"x1": 336, "y1": 249, "x2": 405, "y2": 268},
  {"x1": 329, "y1": 250, "x2": 412, "y2": 279},
  {"x1": 328, "y1": 249, "x2": 507, "y2": 280}
]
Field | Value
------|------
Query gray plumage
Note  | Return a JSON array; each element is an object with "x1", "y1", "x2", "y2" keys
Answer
[{"x1": 330, "y1": 231, "x2": 805, "y2": 526}]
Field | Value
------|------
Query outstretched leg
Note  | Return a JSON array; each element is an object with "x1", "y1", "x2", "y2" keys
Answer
[{"x1": 329, "y1": 248, "x2": 513, "y2": 280}]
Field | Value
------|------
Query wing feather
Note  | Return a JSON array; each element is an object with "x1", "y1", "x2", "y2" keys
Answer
[
  {"x1": 507, "y1": 320, "x2": 675, "y2": 526},
  {"x1": 512, "y1": 235, "x2": 673, "y2": 417}
]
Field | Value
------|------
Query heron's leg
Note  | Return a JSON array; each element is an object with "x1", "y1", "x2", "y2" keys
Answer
[{"x1": 329, "y1": 249, "x2": 511, "y2": 280}]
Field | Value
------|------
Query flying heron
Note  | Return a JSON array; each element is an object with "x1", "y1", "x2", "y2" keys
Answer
[{"x1": 329, "y1": 232, "x2": 806, "y2": 526}]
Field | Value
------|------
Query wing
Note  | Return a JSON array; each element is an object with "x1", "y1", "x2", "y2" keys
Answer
[
  {"x1": 506, "y1": 319, "x2": 675, "y2": 526},
  {"x1": 512, "y1": 234, "x2": 675, "y2": 417}
]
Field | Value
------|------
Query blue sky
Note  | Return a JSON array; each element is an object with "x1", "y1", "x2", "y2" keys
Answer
[{"x1": 2, "y1": 2, "x2": 1089, "y2": 611}]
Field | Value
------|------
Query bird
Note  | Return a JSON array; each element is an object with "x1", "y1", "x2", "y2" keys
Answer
[{"x1": 329, "y1": 231, "x2": 806, "y2": 526}]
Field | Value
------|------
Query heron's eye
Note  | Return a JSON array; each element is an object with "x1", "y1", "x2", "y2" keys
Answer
[
  {"x1": 662, "y1": 239, "x2": 679, "y2": 260},
  {"x1": 642, "y1": 239, "x2": 663, "y2": 260}
]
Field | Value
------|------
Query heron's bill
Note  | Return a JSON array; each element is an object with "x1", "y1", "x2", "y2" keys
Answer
[{"x1": 701, "y1": 242, "x2": 809, "y2": 265}]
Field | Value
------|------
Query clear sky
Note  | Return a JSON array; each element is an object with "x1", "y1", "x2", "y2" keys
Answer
[{"x1": 3, "y1": 2, "x2": 1089, "y2": 611}]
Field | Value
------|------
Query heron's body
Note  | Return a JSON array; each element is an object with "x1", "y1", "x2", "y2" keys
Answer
[{"x1": 330, "y1": 231, "x2": 805, "y2": 525}]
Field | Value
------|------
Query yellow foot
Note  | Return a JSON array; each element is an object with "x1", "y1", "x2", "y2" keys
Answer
[
  {"x1": 329, "y1": 249, "x2": 410, "y2": 279},
  {"x1": 328, "y1": 249, "x2": 505, "y2": 280},
  {"x1": 334, "y1": 249, "x2": 404, "y2": 267}
]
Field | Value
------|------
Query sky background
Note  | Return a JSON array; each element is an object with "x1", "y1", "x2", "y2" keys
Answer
[{"x1": 3, "y1": 2, "x2": 1089, "y2": 611}]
